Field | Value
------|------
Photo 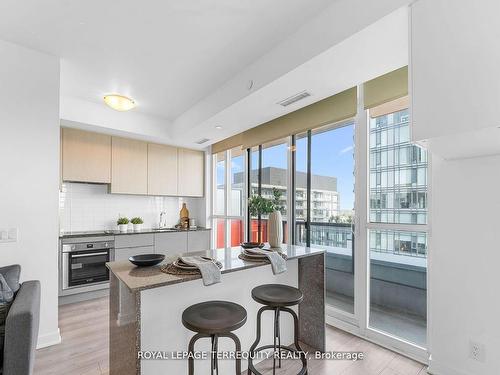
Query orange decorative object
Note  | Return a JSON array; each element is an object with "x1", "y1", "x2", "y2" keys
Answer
[{"x1": 180, "y1": 203, "x2": 190, "y2": 229}]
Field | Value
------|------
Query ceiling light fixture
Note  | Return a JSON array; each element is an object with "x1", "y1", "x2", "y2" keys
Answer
[
  {"x1": 215, "y1": 126, "x2": 222, "y2": 130},
  {"x1": 103, "y1": 94, "x2": 136, "y2": 111}
]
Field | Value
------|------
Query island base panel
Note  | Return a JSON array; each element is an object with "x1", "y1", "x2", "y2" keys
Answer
[
  {"x1": 299, "y1": 253, "x2": 326, "y2": 352},
  {"x1": 109, "y1": 273, "x2": 141, "y2": 375}
]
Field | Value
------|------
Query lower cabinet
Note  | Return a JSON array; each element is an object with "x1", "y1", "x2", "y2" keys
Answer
[
  {"x1": 187, "y1": 231, "x2": 211, "y2": 252},
  {"x1": 112, "y1": 230, "x2": 212, "y2": 261},
  {"x1": 114, "y1": 233, "x2": 155, "y2": 261},
  {"x1": 114, "y1": 245, "x2": 154, "y2": 262},
  {"x1": 154, "y1": 232, "x2": 188, "y2": 256}
]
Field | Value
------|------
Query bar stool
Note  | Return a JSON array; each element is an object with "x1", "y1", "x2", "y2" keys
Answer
[
  {"x1": 248, "y1": 284, "x2": 307, "y2": 375},
  {"x1": 182, "y1": 300, "x2": 247, "y2": 375}
]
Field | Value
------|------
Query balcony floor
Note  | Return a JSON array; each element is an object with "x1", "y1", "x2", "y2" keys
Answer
[{"x1": 327, "y1": 292, "x2": 427, "y2": 348}]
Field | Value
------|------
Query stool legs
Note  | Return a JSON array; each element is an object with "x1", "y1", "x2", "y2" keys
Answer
[
  {"x1": 248, "y1": 306, "x2": 307, "y2": 375},
  {"x1": 219, "y1": 332, "x2": 242, "y2": 374},
  {"x1": 188, "y1": 333, "x2": 208, "y2": 375},
  {"x1": 281, "y1": 307, "x2": 307, "y2": 373},
  {"x1": 211, "y1": 334, "x2": 218, "y2": 375},
  {"x1": 188, "y1": 332, "x2": 242, "y2": 375},
  {"x1": 273, "y1": 307, "x2": 281, "y2": 373},
  {"x1": 248, "y1": 306, "x2": 274, "y2": 374}
]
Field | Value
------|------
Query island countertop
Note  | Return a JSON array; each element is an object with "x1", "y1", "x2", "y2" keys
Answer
[{"x1": 106, "y1": 244, "x2": 324, "y2": 292}]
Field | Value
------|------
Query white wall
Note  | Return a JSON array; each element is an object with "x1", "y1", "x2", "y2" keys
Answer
[
  {"x1": 411, "y1": 0, "x2": 500, "y2": 141},
  {"x1": 59, "y1": 182, "x2": 205, "y2": 232},
  {"x1": 60, "y1": 96, "x2": 174, "y2": 145},
  {"x1": 429, "y1": 154, "x2": 500, "y2": 375},
  {"x1": 0, "y1": 39, "x2": 61, "y2": 347}
]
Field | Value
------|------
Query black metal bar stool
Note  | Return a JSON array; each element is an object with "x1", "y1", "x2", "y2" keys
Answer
[
  {"x1": 248, "y1": 284, "x2": 307, "y2": 375},
  {"x1": 182, "y1": 300, "x2": 247, "y2": 375}
]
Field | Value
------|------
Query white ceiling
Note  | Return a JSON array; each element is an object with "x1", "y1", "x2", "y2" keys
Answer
[
  {"x1": 0, "y1": 0, "x2": 411, "y2": 148},
  {"x1": 0, "y1": 0, "x2": 334, "y2": 120}
]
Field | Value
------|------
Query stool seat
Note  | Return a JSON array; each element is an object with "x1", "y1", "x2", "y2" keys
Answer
[
  {"x1": 182, "y1": 300, "x2": 247, "y2": 334},
  {"x1": 251, "y1": 284, "x2": 303, "y2": 307}
]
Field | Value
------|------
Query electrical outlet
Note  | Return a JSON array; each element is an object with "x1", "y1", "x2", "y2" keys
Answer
[
  {"x1": 469, "y1": 340, "x2": 485, "y2": 362},
  {"x1": 0, "y1": 228, "x2": 17, "y2": 243}
]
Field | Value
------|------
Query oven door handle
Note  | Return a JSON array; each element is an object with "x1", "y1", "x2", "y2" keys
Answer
[{"x1": 71, "y1": 251, "x2": 109, "y2": 258}]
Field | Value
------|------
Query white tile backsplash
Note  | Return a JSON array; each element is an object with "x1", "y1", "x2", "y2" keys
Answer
[{"x1": 59, "y1": 182, "x2": 205, "y2": 232}]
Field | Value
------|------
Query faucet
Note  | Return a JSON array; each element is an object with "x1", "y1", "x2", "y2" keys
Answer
[{"x1": 159, "y1": 211, "x2": 167, "y2": 228}]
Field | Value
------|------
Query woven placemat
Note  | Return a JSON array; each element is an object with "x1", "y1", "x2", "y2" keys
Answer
[{"x1": 160, "y1": 260, "x2": 223, "y2": 276}]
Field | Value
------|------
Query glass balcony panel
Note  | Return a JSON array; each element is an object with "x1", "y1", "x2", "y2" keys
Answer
[{"x1": 368, "y1": 229, "x2": 427, "y2": 347}]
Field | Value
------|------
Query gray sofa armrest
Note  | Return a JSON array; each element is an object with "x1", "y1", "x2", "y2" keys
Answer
[{"x1": 4, "y1": 280, "x2": 41, "y2": 375}]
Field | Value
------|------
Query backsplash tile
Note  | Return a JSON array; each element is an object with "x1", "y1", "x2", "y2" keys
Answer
[{"x1": 59, "y1": 182, "x2": 204, "y2": 232}]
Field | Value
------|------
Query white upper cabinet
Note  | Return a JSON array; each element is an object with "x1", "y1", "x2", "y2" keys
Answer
[
  {"x1": 61, "y1": 128, "x2": 111, "y2": 183},
  {"x1": 410, "y1": 0, "x2": 500, "y2": 142},
  {"x1": 111, "y1": 137, "x2": 148, "y2": 195},
  {"x1": 148, "y1": 143, "x2": 178, "y2": 196},
  {"x1": 178, "y1": 148, "x2": 204, "y2": 197}
]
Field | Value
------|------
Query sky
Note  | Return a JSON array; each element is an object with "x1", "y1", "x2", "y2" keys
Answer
[{"x1": 217, "y1": 123, "x2": 355, "y2": 212}]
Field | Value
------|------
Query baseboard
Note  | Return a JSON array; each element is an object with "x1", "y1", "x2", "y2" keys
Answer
[
  {"x1": 36, "y1": 328, "x2": 61, "y2": 349},
  {"x1": 428, "y1": 358, "x2": 471, "y2": 375}
]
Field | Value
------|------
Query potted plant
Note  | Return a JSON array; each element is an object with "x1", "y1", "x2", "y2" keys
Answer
[
  {"x1": 117, "y1": 217, "x2": 129, "y2": 232},
  {"x1": 131, "y1": 217, "x2": 144, "y2": 231},
  {"x1": 248, "y1": 188, "x2": 284, "y2": 248}
]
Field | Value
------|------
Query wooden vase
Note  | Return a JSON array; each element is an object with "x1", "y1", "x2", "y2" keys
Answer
[{"x1": 180, "y1": 203, "x2": 190, "y2": 228}]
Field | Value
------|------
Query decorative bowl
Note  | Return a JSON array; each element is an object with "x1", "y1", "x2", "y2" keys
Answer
[
  {"x1": 129, "y1": 254, "x2": 165, "y2": 267},
  {"x1": 240, "y1": 242, "x2": 265, "y2": 249}
]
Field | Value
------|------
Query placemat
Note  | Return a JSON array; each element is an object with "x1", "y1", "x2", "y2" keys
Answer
[{"x1": 160, "y1": 260, "x2": 223, "y2": 276}]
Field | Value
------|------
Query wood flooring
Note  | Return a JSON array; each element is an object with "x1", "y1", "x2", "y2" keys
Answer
[{"x1": 34, "y1": 296, "x2": 427, "y2": 375}]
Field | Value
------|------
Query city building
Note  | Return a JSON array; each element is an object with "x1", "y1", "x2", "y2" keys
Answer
[{"x1": 235, "y1": 167, "x2": 340, "y2": 222}]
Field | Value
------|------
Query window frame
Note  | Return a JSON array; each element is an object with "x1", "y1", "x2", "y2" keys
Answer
[{"x1": 211, "y1": 148, "x2": 247, "y2": 249}]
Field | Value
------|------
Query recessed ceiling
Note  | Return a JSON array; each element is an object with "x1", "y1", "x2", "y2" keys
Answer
[{"x1": 0, "y1": 0, "x2": 334, "y2": 120}]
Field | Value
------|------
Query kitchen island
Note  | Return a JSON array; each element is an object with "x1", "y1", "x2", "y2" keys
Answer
[{"x1": 107, "y1": 245, "x2": 325, "y2": 375}]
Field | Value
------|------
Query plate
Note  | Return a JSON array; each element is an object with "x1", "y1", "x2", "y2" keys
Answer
[
  {"x1": 129, "y1": 254, "x2": 165, "y2": 267},
  {"x1": 243, "y1": 249, "x2": 269, "y2": 258},
  {"x1": 240, "y1": 242, "x2": 265, "y2": 249}
]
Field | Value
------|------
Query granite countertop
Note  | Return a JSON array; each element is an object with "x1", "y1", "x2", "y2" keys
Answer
[
  {"x1": 59, "y1": 227, "x2": 211, "y2": 239},
  {"x1": 106, "y1": 245, "x2": 325, "y2": 292}
]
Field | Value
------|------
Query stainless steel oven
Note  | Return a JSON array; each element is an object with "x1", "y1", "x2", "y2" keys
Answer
[{"x1": 60, "y1": 237, "x2": 114, "y2": 296}]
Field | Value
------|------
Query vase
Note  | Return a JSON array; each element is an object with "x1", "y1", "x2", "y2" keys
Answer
[
  {"x1": 118, "y1": 224, "x2": 128, "y2": 232},
  {"x1": 133, "y1": 224, "x2": 143, "y2": 231},
  {"x1": 267, "y1": 210, "x2": 283, "y2": 248},
  {"x1": 180, "y1": 203, "x2": 190, "y2": 229}
]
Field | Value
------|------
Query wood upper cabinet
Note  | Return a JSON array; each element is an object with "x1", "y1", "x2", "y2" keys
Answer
[
  {"x1": 61, "y1": 128, "x2": 204, "y2": 197},
  {"x1": 111, "y1": 137, "x2": 148, "y2": 194},
  {"x1": 61, "y1": 128, "x2": 111, "y2": 183},
  {"x1": 178, "y1": 148, "x2": 204, "y2": 197},
  {"x1": 147, "y1": 143, "x2": 178, "y2": 196}
]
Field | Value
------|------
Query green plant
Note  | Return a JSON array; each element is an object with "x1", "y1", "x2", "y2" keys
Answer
[
  {"x1": 117, "y1": 217, "x2": 129, "y2": 225},
  {"x1": 270, "y1": 188, "x2": 284, "y2": 213},
  {"x1": 131, "y1": 217, "x2": 144, "y2": 225},
  {"x1": 248, "y1": 188, "x2": 284, "y2": 216}
]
